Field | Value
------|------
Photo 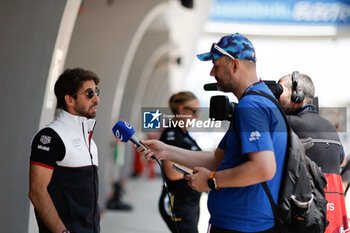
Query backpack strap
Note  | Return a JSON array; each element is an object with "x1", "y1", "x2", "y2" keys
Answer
[
  {"x1": 261, "y1": 182, "x2": 277, "y2": 216},
  {"x1": 242, "y1": 90, "x2": 290, "y2": 130},
  {"x1": 242, "y1": 90, "x2": 290, "y2": 219}
]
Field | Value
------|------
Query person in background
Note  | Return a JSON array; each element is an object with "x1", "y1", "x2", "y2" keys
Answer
[
  {"x1": 137, "y1": 33, "x2": 287, "y2": 233},
  {"x1": 106, "y1": 178, "x2": 133, "y2": 211},
  {"x1": 159, "y1": 91, "x2": 202, "y2": 233},
  {"x1": 278, "y1": 71, "x2": 348, "y2": 233},
  {"x1": 29, "y1": 68, "x2": 101, "y2": 233}
]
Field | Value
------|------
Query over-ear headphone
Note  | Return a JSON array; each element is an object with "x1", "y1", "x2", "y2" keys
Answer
[{"x1": 291, "y1": 71, "x2": 304, "y2": 103}]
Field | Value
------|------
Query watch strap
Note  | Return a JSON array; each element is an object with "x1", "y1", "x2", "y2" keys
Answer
[
  {"x1": 209, "y1": 171, "x2": 216, "y2": 179},
  {"x1": 208, "y1": 171, "x2": 219, "y2": 190}
]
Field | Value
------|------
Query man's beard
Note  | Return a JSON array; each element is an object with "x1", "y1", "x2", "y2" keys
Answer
[
  {"x1": 74, "y1": 105, "x2": 97, "y2": 119},
  {"x1": 215, "y1": 71, "x2": 235, "y2": 93},
  {"x1": 216, "y1": 79, "x2": 235, "y2": 93}
]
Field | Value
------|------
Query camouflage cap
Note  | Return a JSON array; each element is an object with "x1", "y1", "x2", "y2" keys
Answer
[{"x1": 197, "y1": 33, "x2": 256, "y2": 62}]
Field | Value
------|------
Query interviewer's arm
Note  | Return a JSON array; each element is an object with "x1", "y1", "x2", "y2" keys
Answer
[
  {"x1": 138, "y1": 139, "x2": 224, "y2": 170},
  {"x1": 186, "y1": 150, "x2": 276, "y2": 192},
  {"x1": 215, "y1": 150, "x2": 276, "y2": 188}
]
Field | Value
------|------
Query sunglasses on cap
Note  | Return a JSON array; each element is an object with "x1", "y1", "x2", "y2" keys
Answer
[
  {"x1": 73, "y1": 87, "x2": 100, "y2": 99},
  {"x1": 211, "y1": 43, "x2": 235, "y2": 60}
]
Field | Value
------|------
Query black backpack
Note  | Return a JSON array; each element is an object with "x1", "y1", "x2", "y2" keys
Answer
[{"x1": 245, "y1": 90, "x2": 328, "y2": 233}]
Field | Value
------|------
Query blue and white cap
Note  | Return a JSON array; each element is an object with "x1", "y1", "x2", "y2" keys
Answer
[{"x1": 197, "y1": 33, "x2": 256, "y2": 62}]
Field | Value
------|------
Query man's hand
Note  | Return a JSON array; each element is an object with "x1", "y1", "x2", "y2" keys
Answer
[
  {"x1": 184, "y1": 167, "x2": 212, "y2": 192},
  {"x1": 136, "y1": 140, "x2": 168, "y2": 161}
]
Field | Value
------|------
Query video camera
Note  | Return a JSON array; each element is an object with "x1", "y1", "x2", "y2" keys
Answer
[{"x1": 205, "y1": 80, "x2": 283, "y2": 121}]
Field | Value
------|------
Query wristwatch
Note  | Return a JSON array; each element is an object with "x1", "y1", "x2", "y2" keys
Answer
[
  {"x1": 207, "y1": 171, "x2": 219, "y2": 191},
  {"x1": 62, "y1": 230, "x2": 70, "y2": 233}
]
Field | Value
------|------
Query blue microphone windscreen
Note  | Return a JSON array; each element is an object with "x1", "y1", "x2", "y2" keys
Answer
[{"x1": 112, "y1": 121, "x2": 135, "y2": 143}]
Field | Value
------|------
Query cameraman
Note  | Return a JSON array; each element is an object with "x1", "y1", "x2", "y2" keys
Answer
[
  {"x1": 278, "y1": 72, "x2": 348, "y2": 233},
  {"x1": 137, "y1": 33, "x2": 287, "y2": 233}
]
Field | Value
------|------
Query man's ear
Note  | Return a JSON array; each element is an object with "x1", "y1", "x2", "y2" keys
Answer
[
  {"x1": 231, "y1": 59, "x2": 239, "y2": 73},
  {"x1": 64, "y1": 95, "x2": 75, "y2": 108}
]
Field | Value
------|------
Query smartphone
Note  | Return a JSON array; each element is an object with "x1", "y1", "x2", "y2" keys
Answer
[{"x1": 172, "y1": 164, "x2": 193, "y2": 175}]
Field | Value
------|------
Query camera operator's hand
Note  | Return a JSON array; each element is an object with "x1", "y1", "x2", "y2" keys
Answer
[
  {"x1": 185, "y1": 167, "x2": 211, "y2": 192},
  {"x1": 136, "y1": 140, "x2": 168, "y2": 161}
]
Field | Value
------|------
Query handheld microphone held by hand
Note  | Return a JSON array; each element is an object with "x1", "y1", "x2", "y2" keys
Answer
[
  {"x1": 112, "y1": 121, "x2": 146, "y2": 151},
  {"x1": 112, "y1": 122, "x2": 178, "y2": 229}
]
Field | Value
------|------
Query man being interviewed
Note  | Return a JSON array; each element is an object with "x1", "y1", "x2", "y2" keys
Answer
[
  {"x1": 29, "y1": 68, "x2": 101, "y2": 233},
  {"x1": 137, "y1": 33, "x2": 288, "y2": 233}
]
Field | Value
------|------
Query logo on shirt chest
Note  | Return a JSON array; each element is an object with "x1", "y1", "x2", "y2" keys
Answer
[{"x1": 72, "y1": 138, "x2": 82, "y2": 150}]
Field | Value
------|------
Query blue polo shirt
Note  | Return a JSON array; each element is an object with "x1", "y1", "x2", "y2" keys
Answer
[{"x1": 208, "y1": 82, "x2": 287, "y2": 232}]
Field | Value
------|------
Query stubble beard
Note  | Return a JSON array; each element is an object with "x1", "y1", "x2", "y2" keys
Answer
[
  {"x1": 75, "y1": 104, "x2": 98, "y2": 119},
  {"x1": 216, "y1": 78, "x2": 235, "y2": 93},
  {"x1": 216, "y1": 69, "x2": 235, "y2": 93}
]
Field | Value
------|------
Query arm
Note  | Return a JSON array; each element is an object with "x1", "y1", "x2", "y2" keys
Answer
[
  {"x1": 186, "y1": 150, "x2": 276, "y2": 192},
  {"x1": 163, "y1": 147, "x2": 226, "y2": 180},
  {"x1": 138, "y1": 140, "x2": 222, "y2": 170},
  {"x1": 28, "y1": 164, "x2": 67, "y2": 233},
  {"x1": 215, "y1": 150, "x2": 276, "y2": 187}
]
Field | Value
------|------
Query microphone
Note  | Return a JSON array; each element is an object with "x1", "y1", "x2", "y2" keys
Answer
[
  {"x1": 203, "y1": 83, "x2": 218, "y2": 91},
  {"x1": 113, "y1": 121, "x2": 158, "y2": 161},
  {"x1": 112, "y1": 121, "x2": 146, "y2": 150}
]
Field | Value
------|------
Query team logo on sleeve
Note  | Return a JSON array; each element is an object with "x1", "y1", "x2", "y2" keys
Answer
[
  {"x1": 40, "y1": 135, "x2": 51, "y2": 145},
  {"x1": 249, "y1": 130, "x2": 261, "y2": 141}
]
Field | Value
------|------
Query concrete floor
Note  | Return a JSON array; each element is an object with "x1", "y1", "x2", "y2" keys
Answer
[{"x1": 100, "y1": 177, "x2": 210, "y2": 233}]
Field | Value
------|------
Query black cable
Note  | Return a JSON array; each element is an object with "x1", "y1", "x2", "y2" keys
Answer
[{"x1": 152, "y1": 155, "x2": 181, "y2": 233}]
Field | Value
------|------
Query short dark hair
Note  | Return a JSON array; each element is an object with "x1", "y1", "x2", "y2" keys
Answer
[
  {"x1": 54, "y1": 68, "x2": 100, "y2": 110},
  {"x1": 279, "y1": 73, "x2": 315, "y2": 104}
]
